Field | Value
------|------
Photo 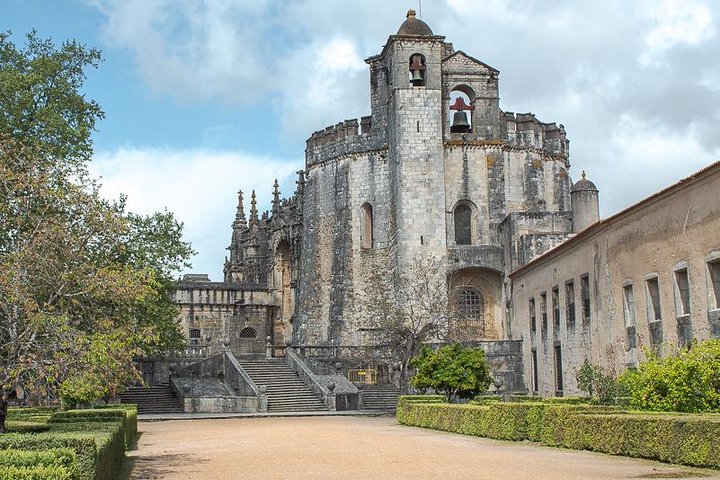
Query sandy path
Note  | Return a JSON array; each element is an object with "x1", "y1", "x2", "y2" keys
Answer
[{"x1": 125, "y1": 416, "x2": 719, "y2": 480}]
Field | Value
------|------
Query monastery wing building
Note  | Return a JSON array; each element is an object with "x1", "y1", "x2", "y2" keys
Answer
[{"x1": 170, "y1": 12, "x2": 720, "y2": 403}]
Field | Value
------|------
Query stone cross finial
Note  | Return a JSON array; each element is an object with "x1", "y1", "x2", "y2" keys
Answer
[
  {"x1": 581, "y1": 170, "x2": 586, "y2": 180},
  {"x1": 407, "y1": 9, "x2": 416, "y2": 18}
]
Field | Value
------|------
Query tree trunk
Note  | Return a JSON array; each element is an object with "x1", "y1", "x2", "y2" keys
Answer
[{"x1": 0, "y1": 398, "x2": 7, "y2": 434}]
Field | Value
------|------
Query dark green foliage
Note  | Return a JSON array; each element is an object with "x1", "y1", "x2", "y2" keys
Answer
[
  {"x1": 397, "y1": 400, "x2": 720, "y2": 469},
  {"x1": 620, "y1": 340, "x2": 720, "y2": 413},
  {"x1": 410, "y1": 344, "x2": 493, "y2": 401}
]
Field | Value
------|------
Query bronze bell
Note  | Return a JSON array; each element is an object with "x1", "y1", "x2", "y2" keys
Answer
[
  {"x1": 451, "y1": 110, "x2": 471, "y2": 133},
  {"x1": 410, "y1": 69, "x2": 424, "y2": 85}
]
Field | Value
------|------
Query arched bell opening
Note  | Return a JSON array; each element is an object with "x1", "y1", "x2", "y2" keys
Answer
[
  {"x1": 408, "y1": 53, "x2": 426, "y2": 86},
  {"x1": 450, "y1": 199, "x2": 478, "y2": 246},
  {"x1": 448, "y1": 86, "x2": 475, "y2": 133},
  {"x1": 448, "y1": 267, "x2": 503, "y2": 340}
]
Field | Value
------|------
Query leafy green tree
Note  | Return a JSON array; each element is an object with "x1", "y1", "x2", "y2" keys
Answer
[
  {"x1": 410, "y1": 344, "x2": 492, "y2": 402},
  {"x1": 0, "y1": 32, "x2": 193, "y2": 432},
  {"x1": 0, "y1": 31, "x2": 103, "y2": 168},
  {"x1": 620, "y1": 340, "x2": 720, "y2": 413}
]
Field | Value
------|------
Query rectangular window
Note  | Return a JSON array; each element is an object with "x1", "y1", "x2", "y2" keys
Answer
[
  {"x1": 623, "y1": 284, "x2": 636, "y2": 327},
  {"x1": 646, "y1": 276, "x2": 662, "y2": 322},
  {"x1": 531, "y1": 348, "x2": 539, "y2": 394},
  {"x1": 709, "y1": 260, "x2": 720, "y2": 310},
  {"x1": 529, "y1": 298, "x2": 536, "y2": 334},
  {"x1": 674, "y1": 268, "x2": 690, "y2": 317},
  {"x1": 554, "y1": 344, "x2": 564, "y2": 396},
  {"x1": 565, "y1": 280, "x2": 575, "y2": 329},
  {"x1": 581, "y1": 274, "x2": 590, "y2": 325},
  {"x1": 540, "y1": 292, "x2": 548, "y2": 335},
  {"x1": 623, "y1": 284, "x2": 637, "y2": 350},
  {"x1": 646, "y1": 276, "x2": 663, "y2": 347},
  {"x1": 552, "y1": 287, "x2": 560, "y2": 329}
]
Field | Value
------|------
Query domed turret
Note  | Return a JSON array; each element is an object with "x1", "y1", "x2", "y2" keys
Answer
[
  {"x1": 571, "y1": 171, "x2": 600, "y2": 233},
  {"x1": 397, "y1": 9, "x2": 433, "y2": 36}
]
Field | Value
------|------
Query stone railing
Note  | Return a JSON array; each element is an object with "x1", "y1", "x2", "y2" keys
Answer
[
  {"x1": 223, "y1": 347, "x2": 267, "y2": 411},
  {"x1": 285, "y1": 348, "x2": 360, "y2": 411}
]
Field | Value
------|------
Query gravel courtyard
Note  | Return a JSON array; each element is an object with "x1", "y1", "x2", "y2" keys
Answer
[{"x1": 124, "y1": 416, "x2": 719, "y2": 480}]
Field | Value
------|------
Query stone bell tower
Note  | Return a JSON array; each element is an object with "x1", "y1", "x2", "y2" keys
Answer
[{"x1": 380, "y1": 10, "x2": 449, "y2": 266}]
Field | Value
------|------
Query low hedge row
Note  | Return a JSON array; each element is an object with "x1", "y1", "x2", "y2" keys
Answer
[
  {"x1": 0, "y1": 464, "x2": 74, "y2": 480},
  {"x1": 5, "y1": 421, "x2": 52, "y2": 433},
  {"x1": 0, "y1": 447, "x2": 76, "y2": 468},
  {"x1": 0, "y1": 406, "x2": 137, "y2": 480},
  {"x1": 397, "y1": 397, "x2": 720, "y2": 469},
  {"x1": 50, "y1": 407, "x2": 138, "y2": 448}
]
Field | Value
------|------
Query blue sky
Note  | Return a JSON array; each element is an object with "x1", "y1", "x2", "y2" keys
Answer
[{"x1": 5, "y1": 0, "x2": 720, "y2": 280}]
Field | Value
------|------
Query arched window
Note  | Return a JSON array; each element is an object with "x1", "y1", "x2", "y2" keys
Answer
[
  {"x1": 454, "y1": 204, "x2": 472, "y2": 245},
  {"x1": 457, "y1": 288, "x2": 485, "y2": 329},
  {"x1": 239, "y1": 327, "x2": 257, "y2": 339},
  {"x1": 361, "y1": 203, "x2": 374, "y2": 249},
  {"x1": 409, "y1": 53, "x2": 426, "y2": 86}
]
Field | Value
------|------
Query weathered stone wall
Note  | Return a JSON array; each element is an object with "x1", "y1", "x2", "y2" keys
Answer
[{"x1": 509, "y1": 163, "x2": 720, "y2": 396}]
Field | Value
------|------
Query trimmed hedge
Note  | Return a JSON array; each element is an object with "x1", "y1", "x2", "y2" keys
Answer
[
  {"x1": 50, "y1": 407, "x2": 138, "y2": 448},
  {"x1": 0, "y1": 465, "x2": 73, "y2": 480},
  {"x1": 397, "y1": 399, "x2": 720, "y2": 469},
  {"x1": 0, "y1": 447, "x2": 76, "y2": 468},
  {"x1": 5, "y1": 421, "x2": 51, "y2": 433},
  {"x1": 0, "y1": 420, "x2": 126, "y2": 480}
]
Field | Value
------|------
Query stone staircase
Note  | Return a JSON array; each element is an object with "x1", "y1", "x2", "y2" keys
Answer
[
  {"x1": 362, "y1": 385, "x2": 401, "y2": 411},
  {"x1": 119, "y1": 382, "x2": 183, "y2": 414},
  {"x1": 240, "y1": 359, "x2": 328, "y2": 412}
]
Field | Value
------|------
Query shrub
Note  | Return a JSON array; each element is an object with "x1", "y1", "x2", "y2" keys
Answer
[
  {"x1": 575, "y1": 360, "x2": 625, "y2": 405},
  {"x1": 5, "y1": 421, "x2": 51, "y2": 433},
  {"x1": 50, "y1": 407, "x2": 137, "y2": 447},
  {"x1": 620, "y1": 340, "x2": 720, "y2": 413},
  {"x1": 410, "y1": 344, "x2": 492, "y2": 401}
]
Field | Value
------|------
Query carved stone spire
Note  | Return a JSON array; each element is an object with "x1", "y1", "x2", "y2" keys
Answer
[
  {"x1": 233, "y1": 190, "x2": 247, "y2": 228},
  {"x1": 296, "y1": 170, "x2": 306, "y2": 196},
  {"x1": 249, "y1": 190, "x2": 259, "y2": 225},
  {"x1": 272, "y1": 179, "x2": 280, "y2": 213}
]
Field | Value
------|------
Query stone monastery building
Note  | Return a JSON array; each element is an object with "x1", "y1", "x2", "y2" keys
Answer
[{"x1": 174, "y1": 11, "x2": 720, "y2": 398}]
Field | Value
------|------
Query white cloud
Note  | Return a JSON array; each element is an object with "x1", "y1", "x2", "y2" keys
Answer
[
  {"x1": 90, "y1": 147, "x2": 299, "y2": 280},
  {"x1": 643, "y1": 0, "x2": 714, "y2": 52}
]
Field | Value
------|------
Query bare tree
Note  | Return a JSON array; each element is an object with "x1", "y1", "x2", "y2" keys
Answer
[{"x1": 360, "y1": 255, "x2": 468, "y2": 392}]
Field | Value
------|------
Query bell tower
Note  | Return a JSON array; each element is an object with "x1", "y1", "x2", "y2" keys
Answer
[{"x1": 384, "y1": 10, "x2": 448, "y2": 265}]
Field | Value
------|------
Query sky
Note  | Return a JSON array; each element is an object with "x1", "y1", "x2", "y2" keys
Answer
[{"x1": 4, "y1": 0, "x2": 720, "y2": 281}]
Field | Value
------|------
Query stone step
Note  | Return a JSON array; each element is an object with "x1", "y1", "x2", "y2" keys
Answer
[{"x1": 240, "y1": 360, "x2": 327, "y2": 412}]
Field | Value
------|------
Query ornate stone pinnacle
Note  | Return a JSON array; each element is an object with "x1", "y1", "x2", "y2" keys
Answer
[{"x1": 250, "y1": 190, "x2": 258, "y2": 223}]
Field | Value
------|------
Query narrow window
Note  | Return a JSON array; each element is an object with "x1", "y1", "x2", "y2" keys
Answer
[
  {"x1": 361, "y1": 203, "x2": 374, "y2": 249},
  {"x1": 554, "y1": 344, "x2": 564, "y2": 396},
  {"x1": 552, "y1": 286, "x2": 560, "y2": 330},
  {"x1": 623, "y1": 284, "x2": 637, "y2": 349},
  {"x1": 540, "y1": 292, "x2": 548, "y2": 335},
  {"x1": 646, "y1": 277, "x2": 662, "y2": 322},
  {"x1": 674, "y1": 268, "x2": 691, "y2": 317},
  {"x1": 565, "y1": 280, "x2": 576, "y2": 329},
  {"x1": 646, "y1": 276, "x2": 663, "y2": 347},
  {"x1": 531, "y1": 348, "x2": 539, "y2": 394},
  {"x1": 580, "y1": 274, "x2": 590, "y2": 326},
  {"x1": 454, "y1": 204, "x2": 472, "y2": 245},
  {"x1": 529, "y1": 297, "x2": 536, "y2": 335},
  {"x1": 708, "y1": 260, "x2": 720, "y2": 310}
]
